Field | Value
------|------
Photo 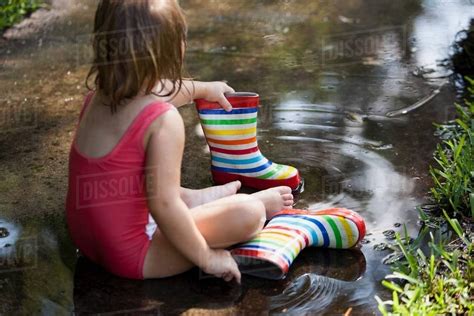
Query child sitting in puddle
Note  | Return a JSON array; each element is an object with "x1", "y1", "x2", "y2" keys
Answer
[{"x1": 65, "y1": 0, "x2": 294, "y2": 282}]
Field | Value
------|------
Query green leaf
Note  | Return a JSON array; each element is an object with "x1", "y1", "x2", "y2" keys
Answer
[
  {"x1": 382, "y1": 280, "x2": 404, "y2": 293},
  {"x1": 392, "y1": 290, "x2": 400, "y2": 309},
  {"x1": 429, "y1": 254, "x2": 436, "y2": 281},
  {"x1": 406, "y1": 287, "x2": 421, "y2": 308},
  {"x1": 456, "y1": 119, "x2": 469, "y2": 132},
  {"x1": 454, "y1": 135, "x2": 466, "y2": 160},
  {"x1": 375, "y1": 296, "x2": 389, "y2": 316},
  {"x1": 470, "y1": 193, "x2": 474, "y2": 218},
  {"x1": 443, "y1": 210, "x2": 470, "y2": 246}
]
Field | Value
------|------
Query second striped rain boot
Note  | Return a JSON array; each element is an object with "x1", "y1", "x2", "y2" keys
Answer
[
  {"x1": 231, "y1": 208, "x2": 366, "y2": 280},
  {"x1": 195, "y1": 92, "x2": 304, "y2": 193}
]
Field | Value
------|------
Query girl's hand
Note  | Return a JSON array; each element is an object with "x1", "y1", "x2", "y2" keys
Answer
[
  {"x1": 203, "y1": 81, "x2": 235, "y2": 112},
  {"x1": 202, "y1": 249, "x2": 241, "y2": 283}
]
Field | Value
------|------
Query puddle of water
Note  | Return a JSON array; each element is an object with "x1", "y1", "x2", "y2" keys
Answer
[
  {"x1": 386, "y1": 80, "x2": 447, "y2": 117},
  {"x1": 0, "y1": 0, "x2": 472, "y2": 314}
]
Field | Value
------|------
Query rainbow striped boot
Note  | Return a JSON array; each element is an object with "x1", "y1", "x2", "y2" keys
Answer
[
  {"x1": 195, "y1": 92, "x2": 304, "y2": 193},
  {"x1": 231, "y1": 208, "x2": 366, "y2": 280}
]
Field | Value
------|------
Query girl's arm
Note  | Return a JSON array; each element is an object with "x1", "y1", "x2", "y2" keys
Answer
[
  {"x1": 157, "y1": 80, "x2": 235, "y2": 111},
  {"x1": 145, "y1": 108, "x2": 240, "y2": 282}
]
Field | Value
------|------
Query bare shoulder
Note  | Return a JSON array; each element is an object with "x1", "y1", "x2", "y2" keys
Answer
[{"x1": 143, "y1": 106, "x2": 184, "y2": 149}]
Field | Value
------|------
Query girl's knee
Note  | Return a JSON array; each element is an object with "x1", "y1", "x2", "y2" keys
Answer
[{"x1": 234, "y1": 194, "x2": 265, "y2": 240}]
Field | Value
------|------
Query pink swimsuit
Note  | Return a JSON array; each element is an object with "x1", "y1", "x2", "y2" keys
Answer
[{"x1": 66, "y1": 92, "x2": 172, "y2": 279}]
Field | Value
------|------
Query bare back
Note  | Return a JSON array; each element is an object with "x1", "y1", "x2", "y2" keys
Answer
[{"x1": 74, "y1": 93, "x2": 169, "y2": 159}]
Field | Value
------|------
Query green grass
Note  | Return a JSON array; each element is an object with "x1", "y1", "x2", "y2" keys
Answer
[
  {"x1": 376, "y1": 78, "x2": 474, "y2": 315},
  {"x1": 376, "y1": 215, "x2": 473, "y2": 315},
  {"x1": 430, "y1": 78, "x2": 474, "y2": 219},
  {"x1": 0, "y1": 0, "x2": 44, "y2": 31}
]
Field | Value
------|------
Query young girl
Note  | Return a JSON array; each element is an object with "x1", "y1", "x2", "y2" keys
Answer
[{"x1": 66, "y1": 0, "x2": 294, "y2": 283}]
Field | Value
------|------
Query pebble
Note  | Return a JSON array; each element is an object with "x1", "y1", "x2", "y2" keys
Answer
[
  {"x1": 373, "y1": 243, "x2": 390, "y2": 251},
  {"x1": 383, "y1": 230, "x2": 397, "y2": 240}
]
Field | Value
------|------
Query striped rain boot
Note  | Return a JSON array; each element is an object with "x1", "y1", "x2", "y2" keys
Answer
[
  {"x1": 195, "y1": 92, "x2": 304, "y2": 193},
  {"x1": 231, "y1": 208, "x2": 366, "y2": 280}
]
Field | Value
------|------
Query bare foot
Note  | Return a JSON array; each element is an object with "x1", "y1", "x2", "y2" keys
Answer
[
  {"x1": 252, "y1": 186, "x2": 294, "y2": 219},
  {"x1": 181, "y1": 181, "x2": 242, "y2": 208}
]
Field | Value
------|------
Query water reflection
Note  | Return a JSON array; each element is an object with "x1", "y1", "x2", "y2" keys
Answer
[
  {"x1": 0, "y1": 0, "x2": 472, "y2": 314},
  {"x1": 73, "y1": 248, "x2": 367, "y2": 314},
  {"x1": 269, "y1": 274, "x2": 353, "y2": 314},
  {"x1": 269, "y1": 94, "x2": 417, "y2": 230},
  {"x1": 413, "y1": 0, "x2": 474, "y2": 67}
]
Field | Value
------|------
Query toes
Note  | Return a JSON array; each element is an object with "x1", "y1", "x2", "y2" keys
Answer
[
  {"x1": 273, "y1": 186, "x2": 292, "y2": 194},
  {"x1": 233, "y1": 181, "x2": 242, "y2": 191},
  {"x1": 282, "y1": 186, "x2": 292, "y2": 194},
  {"x1": 224, "y1": 181, "x2": 241, "y2": 194},
  {"x1": 282, "y1": 193, "x2": 294, "y2": 208}
]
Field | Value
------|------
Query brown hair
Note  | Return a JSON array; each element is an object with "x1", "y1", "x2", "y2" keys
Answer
[{"x1": 86, "y1": 0, "x2": 187, "y2": 113}]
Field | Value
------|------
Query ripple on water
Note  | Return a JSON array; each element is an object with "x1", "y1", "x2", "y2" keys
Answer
[
  {"x1": 271, "y1": 137, "x2": 415, "y2": 225},
  {"x1": 269, "y1": 274, "x2": 342, "y2": 314},
  {"x1": 268, "y1": 100, "x2": 418, "y2": 229},
  {"x1": 244, "y1": 99, "x2": 423, "y2": 313},
  {"x1": 267, "y1": 271, "x2": 374, "y2": 314}
]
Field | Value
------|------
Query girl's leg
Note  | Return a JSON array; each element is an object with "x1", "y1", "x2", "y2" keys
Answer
[
  {"x1": 143, "y1": 193, "x2": 265, "y2": 279},
  {"x1": 143, "y1": 187, "x2": 293, "y2": 279}
]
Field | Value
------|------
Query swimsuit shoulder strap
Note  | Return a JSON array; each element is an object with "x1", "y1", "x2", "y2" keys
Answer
[{"x1": 120, "y1": 100, "x2": 174, "y2": 153}]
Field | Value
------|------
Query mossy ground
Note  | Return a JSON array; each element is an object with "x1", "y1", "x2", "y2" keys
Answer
[{"x1": 0, "y1": 0, "x2": 44, "y2": 31}]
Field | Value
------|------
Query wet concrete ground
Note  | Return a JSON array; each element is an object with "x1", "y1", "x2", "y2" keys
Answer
[{"x1": 0, "y1": 0, "x2": 473, "y2": 314}]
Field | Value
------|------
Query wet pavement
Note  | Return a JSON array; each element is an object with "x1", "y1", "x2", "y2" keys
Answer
[{"x1": 0, "y1": 0, "x2": 473, "y2": 314}]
